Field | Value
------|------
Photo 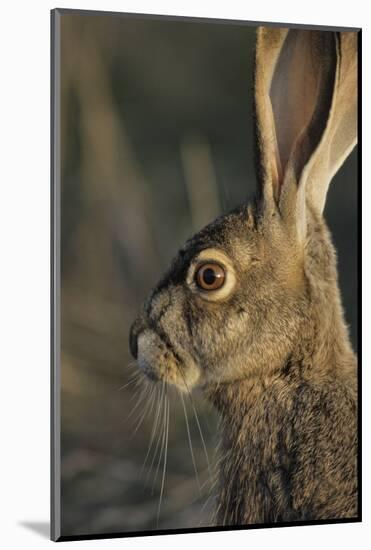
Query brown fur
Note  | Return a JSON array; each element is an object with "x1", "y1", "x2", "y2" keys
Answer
[
  {"x1": 129, "y1": 27, "x2": 358, "y2": 525},
  {"x1": 206, "y1": 208, "x2": 357, "y2": 524}
]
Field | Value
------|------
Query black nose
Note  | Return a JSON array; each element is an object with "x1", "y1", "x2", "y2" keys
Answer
[
  {"x1": 129, "y1": 315, "x2": 148, "y2": 359},
  {"x1": 129, "y1": 321, "x2": 139, "y2": 359}
]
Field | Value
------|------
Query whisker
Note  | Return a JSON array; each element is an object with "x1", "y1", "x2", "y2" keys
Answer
[
  {"x1": 140, "y1": 383, "x2": 162, "y2": 473},
  {"x1": 179, "y1": 389, "x2": 201, "y2": 493},
  {"x1": 127, "y1": 381, "x2": 152, "y2": 422},
  {"x1": 134, "y1": 380, "x2": 153, "y2": 412},
  {"x1": 157, "y1": 392, "x2": 170, "y2": 526},
  {"x1": 129, "y1": 377, "x2": 149, "y2": 401},
  {"x1": 186, "y1": 392, "x2": 212, "y2": 477},
  {"x1": 131, "y1": 385, "x2": 156, "y2": 437},
  {"x1": 118, "y1": 370, "x2": 142, "y2": 391},
  {"x1": 175, "y1": 364, "x2": 212, "y2": 482},
  {"x1": 200, "y1": 471, "x2": 217, "y2": 494},
  {"x1": 142, "y1": 380, "x2": 165, "y2": 478},
  {"x1": 197, "y1": 490, "x2": 215, "y2": 527},
  {"x1": 151, "y1": 388, "x2": 168, "y2": 493}
]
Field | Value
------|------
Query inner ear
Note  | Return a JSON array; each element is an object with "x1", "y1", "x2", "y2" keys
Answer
[{"x1": 270, "y1": 30, "x2": 337, "y2": 191}]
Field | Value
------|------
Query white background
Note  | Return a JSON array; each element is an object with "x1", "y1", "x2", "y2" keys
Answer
[{"x1": 0, "y1": 0, "x2": 368, "y2": 548}]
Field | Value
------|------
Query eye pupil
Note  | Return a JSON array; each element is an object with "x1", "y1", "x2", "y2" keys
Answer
[
  {"x1": 195, "y1": 262, "x2": 226, "y2": 290},
  {"x1": 203, "y1": 268, "x2": 217, "y2": 286}
]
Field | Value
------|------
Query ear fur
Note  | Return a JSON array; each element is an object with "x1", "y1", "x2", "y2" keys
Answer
[
  {"x1": 303, "y1": 31, "x2": 358, "y2": 214},
  {"x1": 254, "y1": 27, "x2": 288, "y2": 206},
  {"x1": 254, "y1": 27, "x2": 358, "y2": 236}
]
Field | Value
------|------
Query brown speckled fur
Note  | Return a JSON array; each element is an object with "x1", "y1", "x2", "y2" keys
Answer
[{"x1": 129, "y1": 27, "x2": 358, "y2": 525}]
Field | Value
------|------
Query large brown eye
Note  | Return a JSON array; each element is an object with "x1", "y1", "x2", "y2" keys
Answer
[{"x1": 195, "y1": 262, "x2": 226, "y2": 291}]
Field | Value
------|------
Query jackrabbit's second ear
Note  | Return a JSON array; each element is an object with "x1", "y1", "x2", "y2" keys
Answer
[{"x1": 254, "y1": 27, "x2": 358, "y2": 227}]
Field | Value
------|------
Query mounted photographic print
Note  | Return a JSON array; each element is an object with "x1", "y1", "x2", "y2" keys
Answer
[{"x1": 51, "y1": 8, "x2": 361, "y2": 542}]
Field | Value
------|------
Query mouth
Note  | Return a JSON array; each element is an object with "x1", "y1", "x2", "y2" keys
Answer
[{"x1": 130, "y1": 323, "x2": 201, "y2": 392}]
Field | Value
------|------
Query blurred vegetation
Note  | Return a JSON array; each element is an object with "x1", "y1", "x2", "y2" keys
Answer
[{"x1": 59, "y1": 12, "x2": 358, "y2": 537}]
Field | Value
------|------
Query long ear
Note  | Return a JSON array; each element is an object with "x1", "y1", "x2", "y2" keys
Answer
[
  {"x1": 254, "y1": 27, "x2": 358, "y2": 221},
  {"x1": 303, "y1": 31, "x2": 358, "y2": 214}
]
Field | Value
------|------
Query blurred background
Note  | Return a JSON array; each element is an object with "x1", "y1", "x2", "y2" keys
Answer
[{"x1": 59, "y1": 12, "x2": 358, "y2": 538}]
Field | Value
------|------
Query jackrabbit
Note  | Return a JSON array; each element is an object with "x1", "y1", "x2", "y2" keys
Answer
[{"x1": 130, "y1": 27, "x2": 358, "y2": 525}]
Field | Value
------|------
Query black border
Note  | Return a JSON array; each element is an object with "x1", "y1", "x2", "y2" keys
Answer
[
  {"x1": 58, "y1": 517, "x2": 360, "y2": 542},
  {"x1": 356, "y1": 28, "x2": 362, "y2": 527},
  {"x1": 51, "y1": 7, "x2": 362, "y2": 543}
]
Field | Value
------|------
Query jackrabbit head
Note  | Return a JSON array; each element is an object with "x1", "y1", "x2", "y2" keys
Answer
[{"x1": 129, "y1": 28, "x2": 357, "y2": 392}]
